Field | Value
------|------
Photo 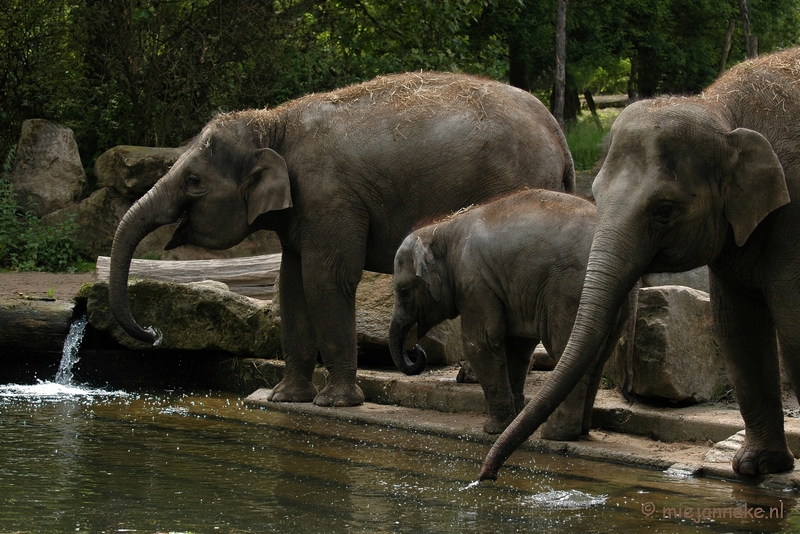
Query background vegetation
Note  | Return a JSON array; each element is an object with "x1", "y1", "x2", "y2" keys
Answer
[
  {"x1": 2, "y1": 0, "x2": 800, "y2": 269},
  {"x1": 4, "y1": 0, "x2": 800, "y2": 175}
]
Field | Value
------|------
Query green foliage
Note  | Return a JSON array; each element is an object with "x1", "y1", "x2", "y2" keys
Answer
[
  {"x1": 565, "y1": 109, "x2": 619, "y2": 171},
  {"x1": 0, "y1": 146, "x2": 84, "y2": 272},
  {"x1": 3, "y1": 0, "x2": 800, "y2": 178}
]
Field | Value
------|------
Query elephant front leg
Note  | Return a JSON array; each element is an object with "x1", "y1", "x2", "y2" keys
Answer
[
  {"x1": 711, "y1": 274, "x2": 795, "y2": 475},
  {"x1": 462, "y1": 309, "x2": 516, "y2": 434},
  {"x1": 268, "y1": 249, "x2": 319, "y2": 403},
  {"x1": 302, "y1": 254, "x2": 365, "y2": 408}
]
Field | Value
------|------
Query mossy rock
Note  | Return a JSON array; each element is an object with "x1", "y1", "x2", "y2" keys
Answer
[{"x1": 86, "y1": 280, "x2": 281, "y2": 357}]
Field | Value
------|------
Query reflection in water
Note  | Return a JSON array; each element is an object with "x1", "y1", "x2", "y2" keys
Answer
[{"x1": 0, "y1": 390, "x2": 797, "y2": 533}]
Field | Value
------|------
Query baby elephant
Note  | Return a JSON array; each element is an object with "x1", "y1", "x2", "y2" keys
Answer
[{"x1": 388, "y1": 189, "x2": 629, "y2": 437}]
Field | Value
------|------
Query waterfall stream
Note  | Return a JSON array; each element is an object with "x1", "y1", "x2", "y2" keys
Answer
[{"x1": 54, "y1": 314, "x2": 88, "y2": 386}]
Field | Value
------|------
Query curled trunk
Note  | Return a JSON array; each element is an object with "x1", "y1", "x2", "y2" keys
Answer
[
  {"x1": 478, "y1": 227, "x2": 644, "y2": 481},
  {"x1": 388, "y1": 319, "x2": 427, "y2": 375},
  {"x1": 108, "y1": 184, "x2": 182, "y2": 346}
]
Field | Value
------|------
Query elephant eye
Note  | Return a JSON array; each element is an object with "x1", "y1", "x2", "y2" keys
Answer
[
  {"x1": 651, "y1": 202, "x2": 680, "y2": 224},
  {"x1": 184, "y1": 175, "x2": 207, "y2": 195},
  {"x1": 398, "y1": 287, "x2": 412, "y2": 302}
]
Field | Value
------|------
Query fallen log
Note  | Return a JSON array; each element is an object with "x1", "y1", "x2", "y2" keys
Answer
[
  {"x1": 96, "y1": 254, "x2": 281, "y2": 300},
  {"x1": 0, "y1": 299, "x2": 75, "y2": 352}
]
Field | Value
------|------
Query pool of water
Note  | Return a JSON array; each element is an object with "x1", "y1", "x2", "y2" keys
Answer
[{"x1": 0, "y1": 384, "x2": 797, "y2": 533}]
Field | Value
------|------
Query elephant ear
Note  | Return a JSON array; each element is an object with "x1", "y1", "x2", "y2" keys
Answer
[
  {"x1": 412, "y1": 237, "x2": 442, "y2": 301},
  {"x1": 724, "y1": 128, "x2": 790, "y2": 246},
  {"x1": 241, "y1": 148, "x2": 292, "y2": 225}
]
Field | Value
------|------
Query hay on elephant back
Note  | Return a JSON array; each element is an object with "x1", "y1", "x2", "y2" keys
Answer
[
  {"x1": 216, "y1": 72, "x2": 495, "y2": 128},
  {"x1": 703, "y1": 47, "x2": 800, "y2": 112}
]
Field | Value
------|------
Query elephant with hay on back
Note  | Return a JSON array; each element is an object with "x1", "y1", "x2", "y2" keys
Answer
[
  {"x1": 108, "y1": 72, "x2": 575, "y2": 407},
  {"x1": 481, "y1": 47, "x2": 800, "y2": 481}
]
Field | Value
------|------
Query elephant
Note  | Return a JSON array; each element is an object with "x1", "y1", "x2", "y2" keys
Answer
[
  {"x1": 479, "y1": 47, "x2": 800, "y2": 481},
  {"x1": 388, "y1": 189, "x2": 629, "y2": 436},
  {"x1": 108, "y1": 71, "x2": 575, "y2": 408}
]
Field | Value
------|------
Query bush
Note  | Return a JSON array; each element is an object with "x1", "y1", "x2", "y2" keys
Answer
[
  {"x1": 0, "y1": 146, "x2": 85, "y2": 272},
  {"x1": 565, "y1": 108, "x2": 619, "y2": 171}
]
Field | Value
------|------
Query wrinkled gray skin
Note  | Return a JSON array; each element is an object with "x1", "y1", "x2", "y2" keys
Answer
[
  {"x1": 389, "y1": 190, "x2": 628, "y2": 436},
  {"x1": 108, "y1": 72, "x2": 574, "y2": 408},
  {"x1": 480, "y1": 48, "x2": 800, "y2": 481}
]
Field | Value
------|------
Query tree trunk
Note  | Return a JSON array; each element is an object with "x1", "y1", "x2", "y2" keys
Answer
[
  {"x1": 739, "y1": 0, "x2": 757, "y2": 58},
  {"x1": 719, "y1": 18, "x2": 736, "y2": 76},
  {"x1": 553, "y1": 0, "x2": 568, "y2": 128}
]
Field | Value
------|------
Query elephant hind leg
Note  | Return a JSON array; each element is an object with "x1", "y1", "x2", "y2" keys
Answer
[
  {"x1": 505, "y1": 337, "x2": 537, "y2": 414},
  {"x1": 712, "y1": 274, "x2": 794, "y2": 475}
]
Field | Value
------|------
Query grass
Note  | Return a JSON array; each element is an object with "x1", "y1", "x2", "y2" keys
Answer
[{"x1": 565, "y1": 108, "x2": 619, "y2": 172}]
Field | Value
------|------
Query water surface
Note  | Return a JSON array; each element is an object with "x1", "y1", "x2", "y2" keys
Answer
[{"x1": 0, "y1": 387, "x2": 797, "y2": 533}]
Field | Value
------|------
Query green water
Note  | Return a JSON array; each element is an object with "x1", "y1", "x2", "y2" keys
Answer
[{"x1": 0, "y1": 386, "x2": 797, "y2": 533}]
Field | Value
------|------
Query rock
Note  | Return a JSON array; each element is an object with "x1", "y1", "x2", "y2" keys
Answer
[
  {"x1": 641, "y1": 267, "x2": 710, "y2": 293},
  {"x1": 84, "y1": 280, "x2": 281, "y2": 356},
  {"x1": 12, "y1": 119, "x2": 87, "y2": 217},
  {"x1": 704, "y1": 430, "x2": 745, "y2": 463},
  {"x1": 607, "y1": 285, "x2": 729, "y2": 404},
  {"x1": 0, "y1": 298, "x2": 76, "y2": 352},
  {"x1": 94, "y1": 145, "x2": 187, "y2": 198},
  {"x1": 273, "y1": 270, "x2": 463, "y2": 365},
  {"x1": 42, "y1": 187, "x2": 133, "y2": 259}
]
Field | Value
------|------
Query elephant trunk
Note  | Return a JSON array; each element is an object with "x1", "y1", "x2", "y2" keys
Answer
[
  {"x1": 388, "y1": 318, "x2": 428, "y2": 375},
  {"x1": 478, "y1": 223, "x2": 645, "y2": 481},
  {"x1": 108, "y1": 181, "x2": 183, "y2": 346}
]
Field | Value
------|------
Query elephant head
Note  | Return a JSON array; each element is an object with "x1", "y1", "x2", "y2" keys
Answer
[
  {"x1": 389, "y1": 233, "x2": 457, "y2": 375},
  {"x1": 108, "y1": 118, "x2": 292, "y2": 345},
  {"x1": 478, "y1": 99, "x2": 790, "y2": 481}
]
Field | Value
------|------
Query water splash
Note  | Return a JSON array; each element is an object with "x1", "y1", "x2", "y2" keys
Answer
[
  {"x1": 54, "y1": 314, "x2": 88, "y2": 385},
  {"x1": 524, "y1": 489, "x2": 608, "y2": 510},
  {"x1": 0, "y1": 314, "x2": 126, "y2": 400}
]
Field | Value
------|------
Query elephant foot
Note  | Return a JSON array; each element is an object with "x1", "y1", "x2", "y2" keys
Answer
[
  {"x1": 314, "y1": 382, "x2": 365, "y2": 407},
  {"x1": 732, "y1": 442, "x2": 795, "y2": 476},
  {"x1": 267, "y1": 378, "x2": 318, "y2": 403},
  {"x1": 483, "y1": 415, "x2": 514, "y2": 435},
  {"x1": 541, "y1": 419, "x2": 582, "y2": 441}
]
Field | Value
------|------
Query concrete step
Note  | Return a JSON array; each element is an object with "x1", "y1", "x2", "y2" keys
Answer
[{"x1": 244, "y1": 360, "x2": 800, "y2": 489}]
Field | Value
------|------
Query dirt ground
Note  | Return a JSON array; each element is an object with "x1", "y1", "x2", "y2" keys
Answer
[{"x1": 0, "y1": 271, "x2": 97, "y2": 300}]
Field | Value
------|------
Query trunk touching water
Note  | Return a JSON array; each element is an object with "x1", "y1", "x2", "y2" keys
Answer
[
  {"x1": 108, "y1": 183, "x2": 182, "y2": 346},
  {"x1": 478, "y1": 228, "x2": 645, "y2": 481},
  {"x1": 388, "y1": 319, "x2": 428, "y2": 375}
]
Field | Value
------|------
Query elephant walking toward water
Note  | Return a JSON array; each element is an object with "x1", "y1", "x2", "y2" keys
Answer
[
  {"x1": 481, "y1": 47, "x2": 800, "y2": 481},
  {"x1": 108, "y1": 72, "x2": 574, "y2": 408},
  {"x1": 389, "y1": 189, "x2": 629, "y2": 437}
]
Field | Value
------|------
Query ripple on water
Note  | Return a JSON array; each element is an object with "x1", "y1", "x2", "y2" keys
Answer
[{"x1": 524, "y1": 489, "x2": 609, "y2": 510}]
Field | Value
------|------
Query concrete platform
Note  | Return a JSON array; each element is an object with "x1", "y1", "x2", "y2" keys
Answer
[{"x1": 244, "y1": 361, "x2": 800, "y2": 489}]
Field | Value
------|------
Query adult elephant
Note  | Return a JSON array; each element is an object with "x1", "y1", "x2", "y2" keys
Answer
[
  {"x1": 108, "y1": 72, "x2": 574, "y2": 408},
  {"x1": 480, "y1": 47, "x2": 800, "y2": 481}
]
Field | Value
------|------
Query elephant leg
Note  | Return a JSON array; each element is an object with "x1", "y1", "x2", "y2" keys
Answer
[
  {"x1": 582, "y1": 300, "x2": 633, "y2": 434},
  {"x1": 301, "y1": 249, "x2": 365, "y2": 408},
  {"x1": 505, "y1": 337, "x2": 537, "y2": 413},
  {"x1": 711, "y1": 274, "x2": 794, "y2": 475},
  {"x1": 461, "y1": 306, "x2": 515, "y2": 434},
  {"x1": 268, "y1": 248, "x2": 319, "y2": 402},
  {"x1": 542, "y1": 371, "x2": 592, "y2": 441}
]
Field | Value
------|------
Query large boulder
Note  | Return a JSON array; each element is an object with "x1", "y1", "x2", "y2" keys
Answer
[
  {"x1": 42, "y1": 187, "x2": 133, "y2": 259},
  {"x1": 94, "y1": 145, "x2": 187, "y2": 198},
  {"x1": 606, "y1": 285, "x2": 729, "y2": 404},
  {"x1": 84, "y1": 280, "x2": 281, "y2": 357},
  {"x1": 12, "y1": 119, "x2": 87, "y2": 217}
]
